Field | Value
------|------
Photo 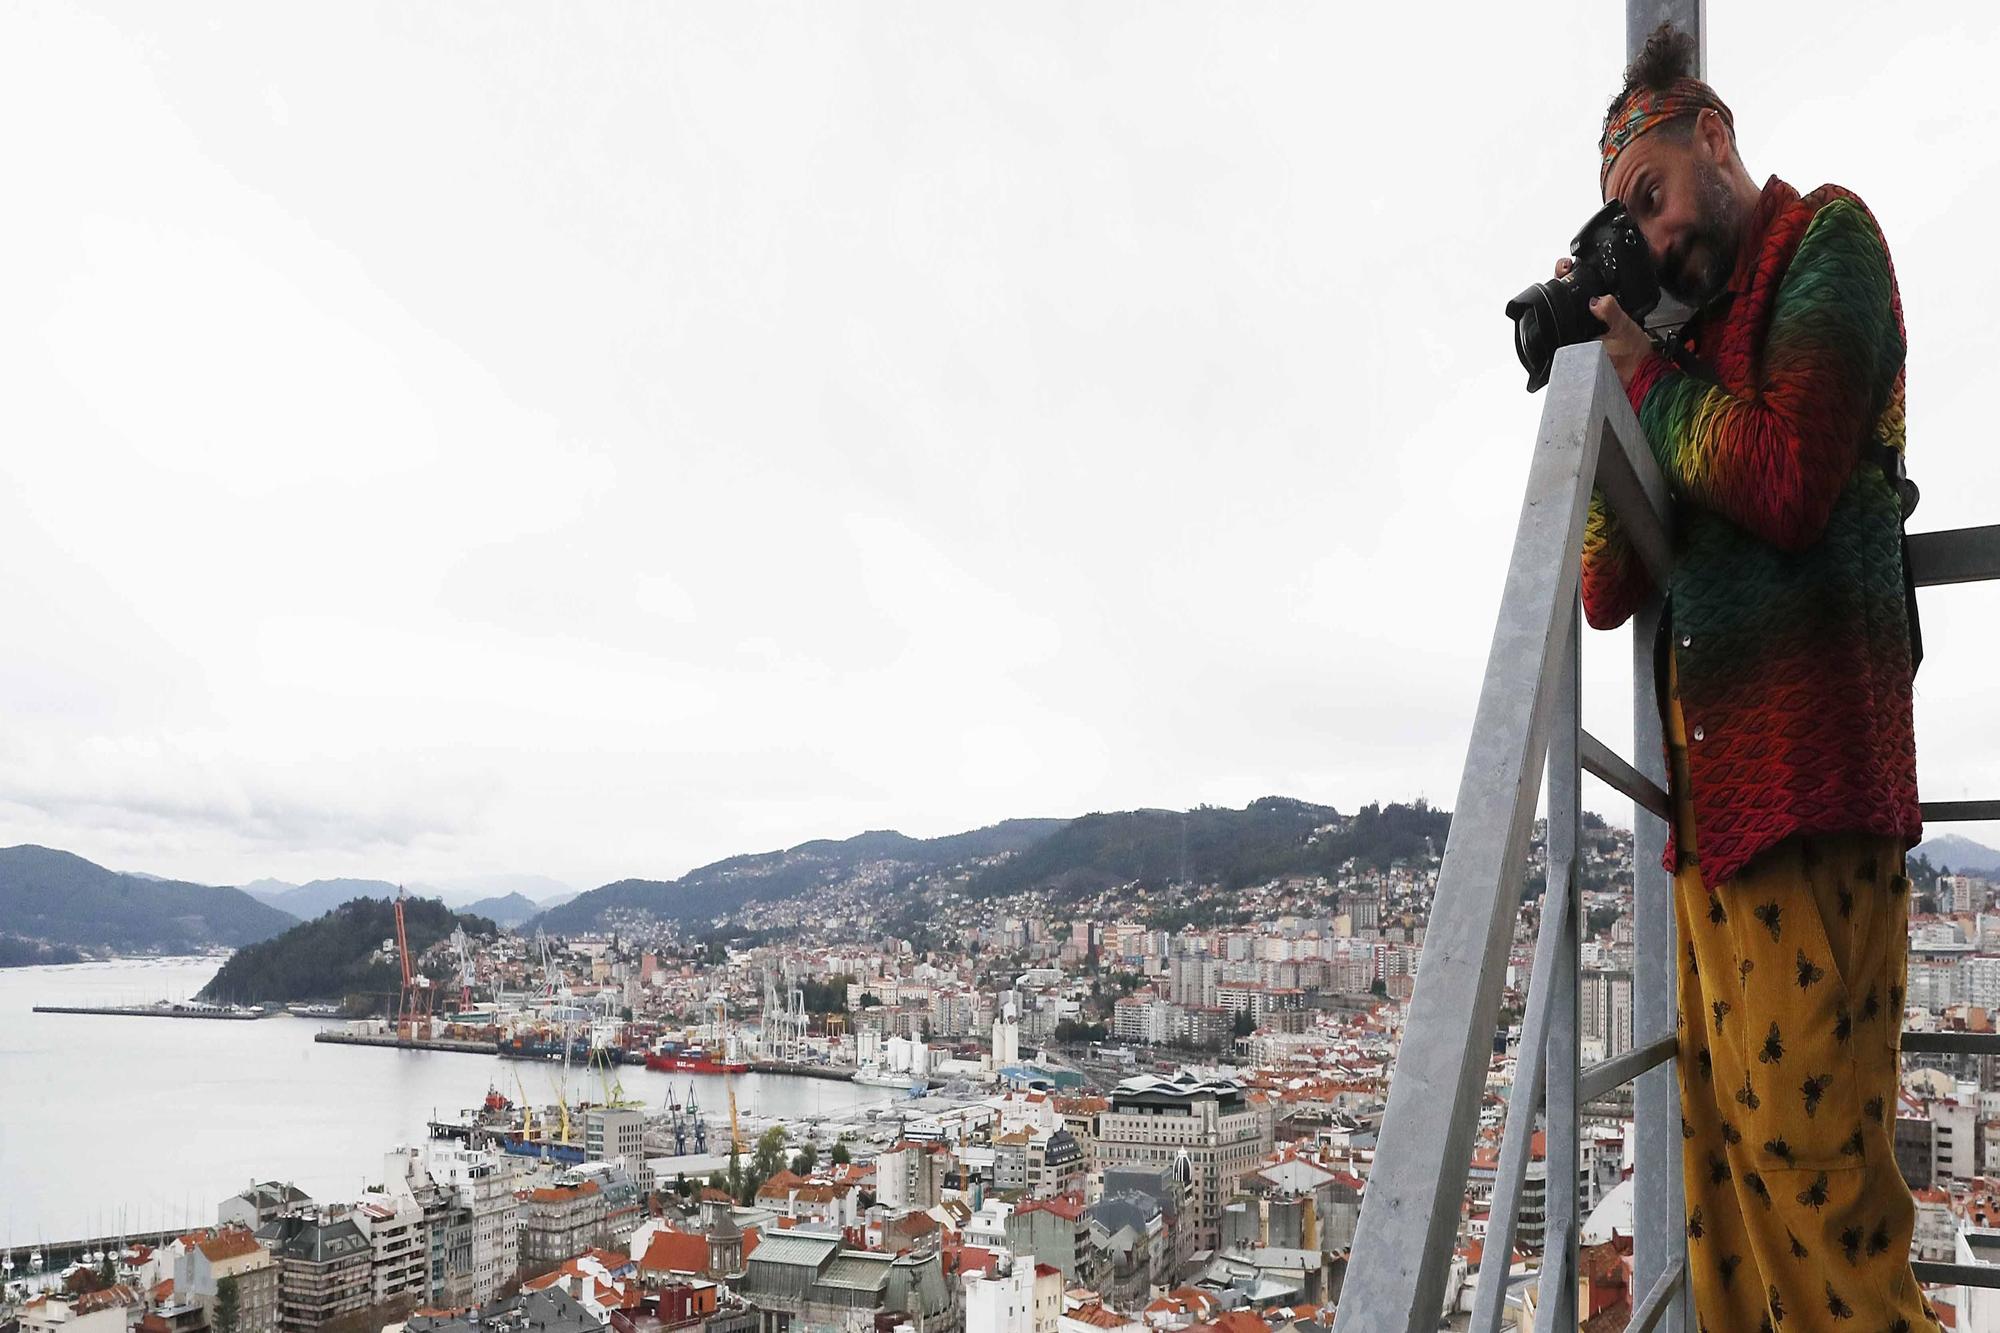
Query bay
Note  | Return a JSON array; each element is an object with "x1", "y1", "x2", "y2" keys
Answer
[{"x1": 0, "y1": 957, "x2": 899, "y2": 1244}]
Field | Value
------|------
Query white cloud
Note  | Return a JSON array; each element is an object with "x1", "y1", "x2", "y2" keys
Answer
[{"x1": 2, "y1": 0, "x2": 1995, "y2": 887}]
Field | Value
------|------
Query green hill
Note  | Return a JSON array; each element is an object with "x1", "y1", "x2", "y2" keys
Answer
[
  {"x1": 965, "y1": 797, "x2": 1450, "y2": 901},
  {"x1": 0, "y1": 845, "x2": 296, "y2": 952},
  {"x1": 533, "y1": 818, "x2": 1068, "y2": 933},
  {"x1": 198, "y1": 897, "x2": 497, "y2": 1007}
]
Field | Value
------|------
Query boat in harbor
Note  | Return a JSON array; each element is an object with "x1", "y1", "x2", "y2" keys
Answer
[
  {"x1": 497, "y1": 1032, "x2": 594, "y2": 1063},
  {"x1": 643, "y1": 1039, "x2": 748, "y2": 1075},
  {"x1": 285, "y1": 1002, "x2": 343, "y2": 1018}
]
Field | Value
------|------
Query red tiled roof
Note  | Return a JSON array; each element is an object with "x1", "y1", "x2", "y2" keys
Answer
[
  {"x1": 524, "y1": 1179, "x2": 601, "y2": 1203},
  {"x1": 1016, "y1": 1194, "x2": 1084, "y2": 1221},
  {"x1": 197, "y1": 1229, "x2": 264, "y2": 1263}
]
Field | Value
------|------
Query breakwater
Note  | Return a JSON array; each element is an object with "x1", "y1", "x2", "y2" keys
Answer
[{"x1": 31, "y1": 1002, "x2": 270, "y2": 1021}]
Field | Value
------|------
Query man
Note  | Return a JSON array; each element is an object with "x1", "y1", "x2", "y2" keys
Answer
[{"x1": 1578, "y1": 25, "x2": 1932, "y2": 1330}]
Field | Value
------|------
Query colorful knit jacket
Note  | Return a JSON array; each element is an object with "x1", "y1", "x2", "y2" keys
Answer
[{"x1": 1581, "y1": 175, "x2": 1920, "y2": 887}]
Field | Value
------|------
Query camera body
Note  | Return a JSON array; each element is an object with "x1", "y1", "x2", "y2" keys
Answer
[{"x1": 1507, "y1": 200, "x2": 1661, "y2": 391}]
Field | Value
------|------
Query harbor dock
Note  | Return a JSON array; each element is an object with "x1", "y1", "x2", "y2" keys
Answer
[
  {"x1": 31, "y1": 1002, "x2": 271, "y2": 1021},
  {"x1": 314, "y1": 1030, "x2": 499, "y2": 1055}
]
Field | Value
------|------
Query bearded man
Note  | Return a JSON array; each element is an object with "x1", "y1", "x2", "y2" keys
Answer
[{"x1": 1577, "y1": 24, "x2": 1933, "y2": 1330}]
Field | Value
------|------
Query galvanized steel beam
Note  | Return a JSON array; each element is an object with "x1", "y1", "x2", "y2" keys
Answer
[{"x1": 1332, "y1": 345, "x2": 1617, "y2": 1333}]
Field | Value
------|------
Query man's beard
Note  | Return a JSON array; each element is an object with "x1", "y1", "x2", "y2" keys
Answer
[{"x1": 1660, "y1": 160, "x2": 1741, "y2": 306}]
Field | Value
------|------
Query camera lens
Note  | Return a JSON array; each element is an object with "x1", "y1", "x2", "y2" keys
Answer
[{"x1": 1505, "y1": 284, "x2": 1561, "y2": 392}]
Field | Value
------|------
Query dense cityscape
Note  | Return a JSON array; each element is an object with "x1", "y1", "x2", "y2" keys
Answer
[{"x1": 4, "y1": 816, "x2": 1999, "y2": 1332}]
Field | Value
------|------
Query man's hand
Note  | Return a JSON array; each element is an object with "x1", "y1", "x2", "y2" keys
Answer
[
  {"x1": 1553, "y1": 258, "x2": 1651, "y2": 387},
  {"x1": 1589, "y1": 294, "x2": 1651, "y2": 388}
]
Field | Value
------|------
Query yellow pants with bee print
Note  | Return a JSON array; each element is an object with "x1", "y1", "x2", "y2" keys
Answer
[{"x1": 1668, "y1": 654, "x2": 1937, "y2": 1329}]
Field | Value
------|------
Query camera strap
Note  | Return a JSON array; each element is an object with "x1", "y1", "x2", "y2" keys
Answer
[{"x1": 1649, "y1": 329, "x2": 1924, "y2": 675}]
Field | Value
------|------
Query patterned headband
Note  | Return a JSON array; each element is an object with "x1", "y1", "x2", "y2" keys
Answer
[{"x1": 1600, "y1": 77, "x2": 1734, "y2": 193}]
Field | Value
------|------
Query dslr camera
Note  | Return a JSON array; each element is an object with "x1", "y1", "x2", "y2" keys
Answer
[{"x1": 1507, "y1": 200, "x2": 1661, "y2": 391}]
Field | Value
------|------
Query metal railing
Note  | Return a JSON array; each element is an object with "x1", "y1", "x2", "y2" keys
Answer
[{"x1": 1329, "y1": 340, "x2": 2000, "y2": 1331}]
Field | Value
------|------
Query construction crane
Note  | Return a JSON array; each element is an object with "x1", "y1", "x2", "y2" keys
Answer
[
  {"x1": 393, "y1": 887, "x2": 433, "y2": 1041},
  {"x1": 725, "y1": 1071, "x2": 745, "y2": 1200}
]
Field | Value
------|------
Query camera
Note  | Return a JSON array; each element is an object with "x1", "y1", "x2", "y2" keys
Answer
[{"x1": 1506, "y1": 199, "x2": 1661, "y2": 392}]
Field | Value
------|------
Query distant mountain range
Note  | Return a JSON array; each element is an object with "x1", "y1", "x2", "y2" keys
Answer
[
  {"x1": 527, "y1": 798, "x2": 1473, "y2": 934},
  {"x1": 242, "y1": 875, "x2": 577, "y2": 918},
  {"x1": 454, "y1": 891, "x2": 545, "y2": 928},
  {"x1": 243, "y1": 877, "x2": 403, "y2": 920},
  {"x1": 0, "y1": 846, "x2": 295, "y2": 953},
  {"x1": 1914, "y1": 833, "x2": 2000, "y2": 877},
  {"x1": 530, "y1": 818, "x2": 1071, "y2": 934}
]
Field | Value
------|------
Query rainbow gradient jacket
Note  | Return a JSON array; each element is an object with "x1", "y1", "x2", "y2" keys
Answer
[{"x1": 1581, "y1": 175, "x2": 1920, "y2": 887}]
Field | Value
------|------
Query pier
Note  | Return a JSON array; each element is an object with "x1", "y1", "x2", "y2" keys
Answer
[
  {"x1": 313, "y1": 1030, "x2": 498, "y2": 1055},
  {"x1": 30, "y1": 1003, "x2": 271, "y2": 1021}
]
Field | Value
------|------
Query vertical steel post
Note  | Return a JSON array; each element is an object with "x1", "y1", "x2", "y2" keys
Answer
[
  {"x1": 1625, "y1": 0, "x2": 1705, "y2": 68},
  {"x1": 1629, "y1": 596, "x2": 1686, "y2": 1331},
  {"x1": 1625, "y1": 5, "x2": 1698, "y2": 1326},
  {"x1": 1533, "y1": 596, "x2": 1582, "y2": 1333}
]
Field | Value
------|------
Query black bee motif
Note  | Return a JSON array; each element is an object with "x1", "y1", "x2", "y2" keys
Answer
[
  {"x1": 1835, "y1": 1006, "x2": 1853, "y2": 1042},
  {"x1": 1768, "y1": 1284, "x2": 1785, "y2": 1324},
  {"x1": 1865, "y1": 1096, "x2": 1885, "y2": 1124},
  {"x1": 1891, "y1": 982, "x2": 1904, "y2": 1013},
  {"x1": 1709, "y1": 1151, "x2": 1731, "y2": 1185},
  {"x1": 1840, "y1": 1225, "x2": 1863, "y2": 1264},
  {"x1": 1797, "y1": 1172, "x2": 1830, "y2": 1210},
  {"x1": 1686, "y1": 1205, "x2": 1704, "y2": 1239},
  {"x1": 1758, "y1": 1317, "x2": 1772, "y2": 1333},
  {"x1": 1740, "y1": 958, "x2": 1756, "y2": 988},
  {"x1": 1755, "y1": 900, "x2": 1784, "y2": 940},
  {"x1": 1862, "y1": 986, "x2": 1881, "y2": 1021},
  {"x1": 1797, "y1": 949, "x2": 1826, "y2": 989},
  {"x1": 1887, "y1": 1321, "x2": 1911, "y2": 1333},
  {"x1": 1764, "y1": 1136, "x2": 1795, "y2": 1165},
  {"x1": 1698, "y1": 1047, "x2": 1713, "y2": 1082},
  {"x1": 1682, "y1": 1116, "x2": 1695, "y2": 1140},
  {"x1": 1736, "y1": 1072, "x2": 1760, "y2": 1110},
  {"x1": 1837, "y1": 883, "x2": 1854, "y2": 919},
  {"x1": 1760, "y1": 1022, "x2": 1785, "y2": 1065},
  {"x1": 1713, "y1": 999, "x2": 1732, "y2": 1031},
  {"x1": 1744, "y1": 1169, "x2": 1771, "y2": 1207},
  {"x1": 1802, "y1": 1072, "x2": 1832, "y2": 1117},
  {"x1": 1708, "y1": 893, "x2": 1727, "y2": 924},
  {"x1": 1788, "y1": 1230, "x2": 1809, "y2": 1259},
  {"x1": 1721, "y1": 1120, "x2": 1742, "y2": 1146},
  {"x1": 1842, "y1": 1129, "x2": 1865, "y2": 1159},
  {"x1": 1825, "y1": 1282, "x2": 1853, "y2": 1319},
  {"x1": 1688, "y1": 942, "x2": 1700, "y2": 975},
  {"x1": 1719, "y1": 1252, "x2": 1741, "y2": 1289},
  {"x1": 1867, "y1": 1223, "x2": 1890, "y2": 1258}
]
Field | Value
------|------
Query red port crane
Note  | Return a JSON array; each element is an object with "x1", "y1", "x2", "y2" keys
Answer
[{"x1": 393, "y1": 887, "x2": 433, "y2": 1041}]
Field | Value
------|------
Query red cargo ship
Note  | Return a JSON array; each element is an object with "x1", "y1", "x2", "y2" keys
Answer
[{"x1": 644, "y1": 1041, "x2": 748, "y2": 1075}]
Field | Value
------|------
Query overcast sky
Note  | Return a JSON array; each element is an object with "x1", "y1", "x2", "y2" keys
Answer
[{"x1": 4, "y1": 2, "x2": 1997, "y2": 893}]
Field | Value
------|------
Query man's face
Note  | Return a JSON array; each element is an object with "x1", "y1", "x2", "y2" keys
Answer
[{"x1": 1605, "y1": 119, "x2": 1743, "y2": 306}]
